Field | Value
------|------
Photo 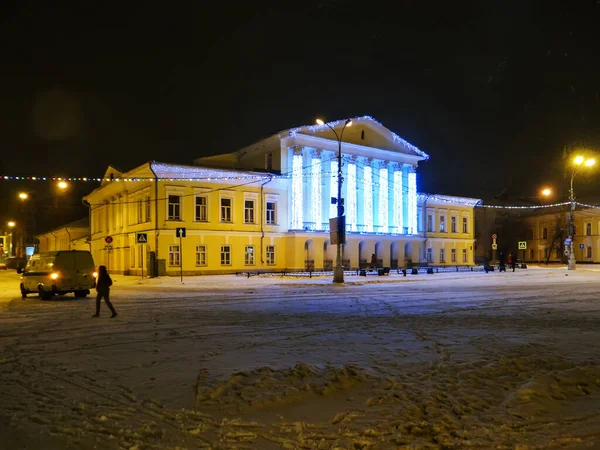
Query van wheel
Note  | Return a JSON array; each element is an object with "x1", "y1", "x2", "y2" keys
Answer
[
  {"x1": 74, "y1": 290, "x2": 88, "y2": 298},
  {"x1": 38, "y1": 287, "x2": 51, "y2": 300}
]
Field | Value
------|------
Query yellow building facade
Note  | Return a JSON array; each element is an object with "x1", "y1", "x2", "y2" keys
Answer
[{"x1": 83, "y1": 117, "x2": 480, "y2": 275}]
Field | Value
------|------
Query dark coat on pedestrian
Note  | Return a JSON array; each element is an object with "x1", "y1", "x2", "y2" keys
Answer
[{"x1": 96, "y1": 265, "x2": 113, "y2": 294}]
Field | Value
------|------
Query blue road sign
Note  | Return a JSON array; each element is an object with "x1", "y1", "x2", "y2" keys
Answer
[
  {"x1": 580, "y1": 243, "x2": 585, "y2": 249},
  {"x1": 176, "y1": 227, "x2": 186, "y2": 238},
  {"x1": 136, "y1": 233, "x2": 148, "y2": 244}
]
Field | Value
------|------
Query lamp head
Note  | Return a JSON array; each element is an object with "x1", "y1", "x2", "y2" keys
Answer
[
  {"x1": 585, "y1": 158, "x2": 596, "y2": 167},
  {"x1": 541, "y1": 187, "x2": 552, "y2": 197},
  {"x1": 316, "y1": 118, "x2": 325, "y2": 126},
  {"x1": 8, "y1": 221, "x2": 15, "y2": 228},
  {"x1": 574, "y1": 155, "x2": 585, "y2": 165},
  {"x1": 57, "y1": 181, "x2": 68, "y2": 190},
  {"x1": 345, "y1": 119, "x2": 352, "y2": 127},
  {"x1": 18, "y1": 192, "x2": 28, "y2": 200}
]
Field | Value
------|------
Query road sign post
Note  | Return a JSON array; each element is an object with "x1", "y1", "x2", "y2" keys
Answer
[
  {"x1": 176, "y1": 228, "x2": 186, "y2": 283},
  {"x1": 137, "y1": 233, "x2": 148, "y2": 279}
]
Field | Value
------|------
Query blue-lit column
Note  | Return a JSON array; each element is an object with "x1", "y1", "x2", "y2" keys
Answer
[
  {"x1": 346, "y1": 156, "x2": 357, "y2": 232},
  {"x1": 378, "y1": 161, "x2": 389, "y2": 234},
  {"x1": 407, "y1": 166, "x2": 417, "y2": 234},
  {"x1": 392, "y1": 163, "x2": 403, "y2": 233},
  {"x1": 310, "y1": 149, "x2": 322, "y2": 231},
  {"x1": 291, "y1": 146, "x2": 304, "y2": 230},
  {"x1": 320, "y1": 149, "x2": 330, "y2": 231},
  {"x1": 363, "y1": 158, "x2": 374, "y2": 232},
  {"x1": 329, "y1": 157, "x2": 338, "y2": 220},
  {"x1": 372, "y1": 160, "x2": 381, "y2": 232}
]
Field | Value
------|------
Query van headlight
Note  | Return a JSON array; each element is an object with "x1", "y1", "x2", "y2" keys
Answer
[
  {"x1": 50, "y1": 272, "x2": 59, "y2": 280},
  {"x1": 93, "y1": 271, "x2": 98, "y2": 278}
]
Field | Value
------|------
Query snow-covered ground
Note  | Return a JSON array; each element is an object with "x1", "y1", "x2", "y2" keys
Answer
[{"x1": 1, "y1": 267, "x2": 599, "y2": 449}]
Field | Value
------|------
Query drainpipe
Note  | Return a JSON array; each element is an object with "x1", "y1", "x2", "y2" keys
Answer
[
  {"x1": 422, "y1": 193, "x2": 431, "y2": 263},
  {"x1": 82, "y1": 199, "x2": 92, "y2": 252},
  {"x1": 260, "y1": 176, "x2": 273, "y2": 265},
  {"x1": 149, "y1": 162, "x2": 159, "y2": 276}
]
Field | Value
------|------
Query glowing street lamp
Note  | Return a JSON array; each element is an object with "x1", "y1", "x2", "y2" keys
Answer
[
  {"x1": 567, "y1": 155, "x2": 596, "y2": 270},
  {"x1": 8, "y1": 221, "x2": 15, "y2": 228},
  {"x1": 541, "y1": 187, "x2": 552, "y2": 198},
  {"x1": 18, "y1": 192, "x2": 29, "y2": 200},
  {"x1": 316, "y1": 117, "x2": 352, "y2": 283},
  {"x1": 57, "y1": 181, "x2": 68, "y2": 191}
]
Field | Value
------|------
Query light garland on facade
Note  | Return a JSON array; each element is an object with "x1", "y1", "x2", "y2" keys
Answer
[
  {"x1": 291, "y1": 154, "x2": 303, "y2": 229},
  {"x1": 347, "y1": 163, "x2": 357, "y2": 231},
  {"x1": 393, "y1": 170, "x2": 403, "y2": 233},
  {"x1": 378, "y1": 167, "x2": 388, "y2": 232},
  {"x1": 476, "y1": 201, "x2": 571, "y2": 210},
  {"x1": 364, "y1": 166, "x2": 373, "y2": 232},
  {"x1": 408, "y1": 172, "x2": 417, "y2": 234},
  {"x1": 311, "y1": 157, "x2": 322, "y2": 230}
]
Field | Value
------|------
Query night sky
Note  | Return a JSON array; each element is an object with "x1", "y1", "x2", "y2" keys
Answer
[{"x1": 2, "y1": 1, "x2": 600, "y2": 230}]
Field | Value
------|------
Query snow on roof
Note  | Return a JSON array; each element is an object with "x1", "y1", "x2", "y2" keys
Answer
[
  {"x1": 149, "y1": 162, "x2": 282, "y2": 181},
  {"x1": 418, "y1": 193, "x2": 482, "y2": 206}
]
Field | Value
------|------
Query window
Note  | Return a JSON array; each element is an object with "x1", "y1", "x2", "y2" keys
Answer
[
  {"x1": 440, "y1": 248, "x2": 445, "y2": 263},
  {"x1": 451, "y1": 248, "x2": 456, "y2": 262},
  {"x1": 266, "y1": 201, "x2": 276, "y2": 225},
  {"x1": 542, "y1": 227, "x2": 548, "y2": 239},
  {"x1": 169, "y1": 245, "x2": 180, "y2": 266},
  {"x1": 220, "y1": 198, "x2": 232, "y2": 223},
  {"x1": 426, "y1": 248, "x2": 433, "y2": 263},
  {"x1": 168, "y1": 195, "x2": 181, "y2": 221},
  {"x1": 426, "y1": 214, "x2": 433, "y2": 232},
  {"x1": 138, "y1": 198, "x2": 143, "y2": 223},
  {"x1": 266, "y1": 245, "x2": 275, "y2": 265},
  {"x1": 586, "y1": 222, "x2": 592, "y2": 236},
  {"x1": 196, "y1": 245, "x2": 206, "y2": 266},
  {"x1": 451, "y1": 216, "x2": 457, "y2": 233},
  {"x1": 587, "y1": 246, "x2": 592, "y2": 258},
  {"x1": 439, "y1": 216, "x2": 446, "y2": 232},
  {"x1": 462, "y1": 217, "x2": 468, "y2": 233},
  {"x1": 220, "y1": 245, "x2": 231, "y2": 265},
  {"x1": 245, "y1": 246, "x2": 255, "y2": 265},
  {"x1": 145, "y1": 196, "x2": 151, "y2": 222},
  {"x1": 244, "y1": 200, "x2": 255, "y2": 224},
  {"x1": 195, "y1": 196, "x2": 207, "y2": 222},
  {"x1": 462, "y1": 248, "x2": 467, "y2": 263}
]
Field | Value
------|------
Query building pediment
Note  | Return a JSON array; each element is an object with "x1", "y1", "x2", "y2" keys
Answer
[{"x1": 289, "y1": 116, "x2": 429, "y2": 160}]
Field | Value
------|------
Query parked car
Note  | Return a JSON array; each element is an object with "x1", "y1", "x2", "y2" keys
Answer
[
  {"x1": 5, "y1": 257, "x2": 27, "y2": 271},
  {"x1": 20, "y1": 251, "x2": 97, "y2": 300}
]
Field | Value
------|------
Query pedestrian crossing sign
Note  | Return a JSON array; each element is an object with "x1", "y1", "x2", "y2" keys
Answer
[
  {"x1": 518, "y1": 241, "x2": 527, "y2": 250},
  {"x1": 137, "y1": 233, "x2": 148, "y2": 244}
]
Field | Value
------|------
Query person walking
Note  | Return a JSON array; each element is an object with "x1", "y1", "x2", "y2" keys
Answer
[{"x1": 92, "y1": 265, "x2": 117, "y2": 318}]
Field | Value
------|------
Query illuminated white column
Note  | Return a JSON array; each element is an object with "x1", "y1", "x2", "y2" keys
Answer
[
  {"x1": 378, "y1": 164, "x2": 388, "y2": 233},
  {"x1": 311, "y1": 152, "x2": 322, "y2": 231},
  {"x1": 291, "y1": 148, "x2": 303, "y2": 229},
  {"x1": 347, "y1": 160, "x2": 357, "y2": 232},
  {"x1": 393, "y1": 165, "x2": 403, "y2": 233},
  {"x1": 364, "y1": 162, "x2": 373, "y2": 232},
  {"x1": 329, "y1": 159, "x2": 338, "y2": 219},
  {"x1": 407, "y1": 168, "x2": 417, "y2": 234}
]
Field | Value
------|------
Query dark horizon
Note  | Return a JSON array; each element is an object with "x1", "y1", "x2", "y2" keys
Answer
[{"x1": 2, "y1": 1, "x2": 600, "y2": 232}]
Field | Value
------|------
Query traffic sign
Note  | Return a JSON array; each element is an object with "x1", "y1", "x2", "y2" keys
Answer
[
  {"x1": 580, "y1": 243, "x2": 585, "y2": 249},
  {"x1": 518, "y1": 241, "x2": 527, "y2": 250},
  {"x1": 136, "y1": 233, "x2": 148, "y2": 244},
  {"x1": 492, "y1": 243, "x2": 498, "y2": 250},
  {"x1": 105, "y1": 236, "x2": 113, "y2": 244},
  {"x1": 105, "y1": 245, "x2": 113, "y2": 251},
  {"x1": 176, "y1": 227, "x2": 186, "y2": 238},
  {"x1": 492, "y1": 233, "x2": 497, "y2": 239}
]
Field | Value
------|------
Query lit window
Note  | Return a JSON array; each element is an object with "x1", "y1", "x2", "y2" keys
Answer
[
  {"x1": 196, "y1": 245, "x2": 206, "y2": 266},
  {"x1": 169, "y1": 245, "x2": 180, "y2": 266},
  {"x1": 266, "y1": 245, "x2": 275, "y2": 265},
  {"x1": 245, "y1": 246, "x2": 255, "y2": 265},
  {"x1": 244, "y1": 200, "x2": 255, "y2": 224},
  {"x1": 220, "y1": 245, "x2": 231, "y2": 265},
  {"x1": 168, "y1": 195, "x2": 181, "y2": 221},
  {"x1": 220, "y1": 198, "x2": 232, "y2": 223},
  {"x1": 266, "y1": 201, "x2": 276, "y2": 225},
  {"x1": 439, "y1": 216, "x2": 446, "y2": 232},
  {"x1": 195, "y1": 196, "x2": 208, "y2": 222}
]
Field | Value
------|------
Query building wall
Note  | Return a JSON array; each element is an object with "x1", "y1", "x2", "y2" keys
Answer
[{"x1": 37, "y1": 229, "x2": 89, "y2": 253}]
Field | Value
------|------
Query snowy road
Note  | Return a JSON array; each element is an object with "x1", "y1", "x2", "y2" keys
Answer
[{"x1": 1, "y1": 268, "x2": 599, "y2": 449}]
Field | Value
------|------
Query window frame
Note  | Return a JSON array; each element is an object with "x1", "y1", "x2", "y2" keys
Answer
[
  {"x1": 220, "y1": 197, "x2": 233, "y2": 223},
  {"x1": 439, "y1": 215, "x2": 446, "y2": 232},
  {"x1": 169, "y1": 244, "x2": 181, "y2": 267},
  {"x1": 244, "y1": 199, "x2": 256, "y2": 224},
  {"x1": 451, "y1": 248, "x2": 456, "y2": 263},
  {"x1": 195, "y1": 195, "x2": 208, "y2": 222},
  {"x1": 195, "y1": 245, "x2": 207, "y2": 267},
  {"x1": 266, "y1": 201, "x2": 277, "y2": 225},
  {"x1": 462, "y1": 216, "x2": 468, "y2": 233},
  {"x1": 462, "y1": 248, "x2": 467, "y2": 263},
  {"x1": 440, "y1": 248, "x2": 445, "y2": 263},
  {"x1": 265, "y1": 245, "x2": 275, "y2": 265},
  {"x1": 451, "y1": 216, "x2": 457, "y2": 233},
  {"x1": 245, "y1": 245, "x2": 255, "y2": 265},
  {"x1": 167, "y1": 194, "x2": 182, "y2": 221},
  {"x1": 220, "y1": 245, "x2": 231, "y2": 265}
]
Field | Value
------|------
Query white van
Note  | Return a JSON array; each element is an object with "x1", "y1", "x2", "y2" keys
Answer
[{"x1": 20, "y1": 251, "x2": 97, "y2": 300}]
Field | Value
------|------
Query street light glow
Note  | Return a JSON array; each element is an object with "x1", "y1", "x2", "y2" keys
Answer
[
  {"x1": 316, "y1": 118, "x2": 324, "y2": 125},
  {"x1": 18, "y1": 192, "x2": 29, "y2": 200},
  {"x1": 8, "y1": 221, "x2": 15, "y2": 227},
  {"x1": 57, "y1": 181, "x2": 68, "y2": 190},
  {"x1": 585, "y1": 158, "x2": 596, "y2": 167},
  {"x1": 574, "y1": 155, "x2": 585, "y2": 165},
  {"x1": 541, "y1": 188, "x2": 552, "y2": 197},
  {"x1": 346, "y1": 120, "x2": 352, "y2": 127}
]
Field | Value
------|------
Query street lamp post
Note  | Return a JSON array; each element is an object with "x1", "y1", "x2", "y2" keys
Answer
[
  {"x1": 567, "y1": 155, "x2": 595, "y2": 270},
  {"x1": 316, "y1": 118, "x2": 352, "y2": 283}
]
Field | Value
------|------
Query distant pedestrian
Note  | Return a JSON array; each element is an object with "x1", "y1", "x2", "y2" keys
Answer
[
  {"x1": 509, "y1": 252, "x2": 517, "y2": 272},
  {"x1": 498, "y1": 252, "x2": 506, "y2": 272},
  {"x1": 92, "y1": 265, "x2": 117, "y2": 318}
]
